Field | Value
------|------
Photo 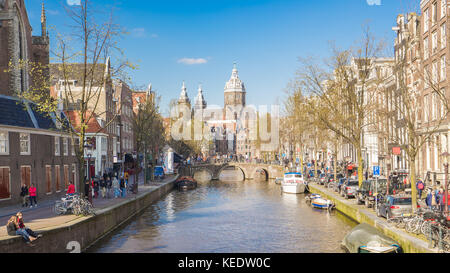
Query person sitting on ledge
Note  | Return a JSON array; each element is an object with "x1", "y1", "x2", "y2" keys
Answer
[
  {"x1": 67, "y1": 182, "x2": 76, "y2": 196},
  {"x1": 16, "y1": 212, "x2": 42, "y2": 241},
  {"x1": 6, "y1": 216, "x2": 36, "y2": 246}
]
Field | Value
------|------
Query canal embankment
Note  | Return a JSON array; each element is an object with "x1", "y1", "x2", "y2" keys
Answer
[
  {"x1": 308, "y1": 184, "x2": 437, "y2": 253},
  {"x1": 0, "y1": 175, "x2": 179, "y2": 253}
]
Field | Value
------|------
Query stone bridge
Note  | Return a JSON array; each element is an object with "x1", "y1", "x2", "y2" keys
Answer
[{"x1": 179, "y1": 163, "x2": 286, "y2": 181}]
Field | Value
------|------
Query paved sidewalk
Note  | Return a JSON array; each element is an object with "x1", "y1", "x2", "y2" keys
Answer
[{"x1": 0, "y1": 174, "x2": 176, "y2": 238}]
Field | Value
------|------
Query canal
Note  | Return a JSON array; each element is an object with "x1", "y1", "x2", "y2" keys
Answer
[{"x1": 88, "y1": 170, "x2": 357, "y2": 253}]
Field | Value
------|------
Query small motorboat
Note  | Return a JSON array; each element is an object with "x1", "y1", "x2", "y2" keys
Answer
[
  {"x1": 342, "y1": 224, "x2": 402, "y2": 253},
  {"x1": 281, "y1": 172, "x2": 308, "y2": 194},
  {"x1": 176, "y1": 176, "x2": 198, "y2": 191},
  {"x1": 311, "y1": 197, "x2": 335, "y2": 210}
]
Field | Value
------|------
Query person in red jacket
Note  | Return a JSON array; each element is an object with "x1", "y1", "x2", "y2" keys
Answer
[
  {"x1": 67, "y1": 182, "x2": 76, "y2": 196},
  {"x1": 29, "y1": 184, "x2": 37, "y2": 208}
]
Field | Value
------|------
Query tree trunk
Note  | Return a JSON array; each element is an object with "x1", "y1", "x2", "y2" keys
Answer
[
  {"x1": 357, "y1": 146, "x2": 364, "y2": 188},
  {"x1": 410, "y1": 156, "x2": 418, "y2": 213}
]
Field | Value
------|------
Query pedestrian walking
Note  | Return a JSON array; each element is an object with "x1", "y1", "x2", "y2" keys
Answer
[
  {"x1": 67, "y1": 182, "x2": 75, "y2": 196},
  {"x1": 93, "y1": 179, "x2": 99, "y2": 199},
  {"x1": 120, "y1": 176, "x2": 127, "y2": 198},
  {"x1": 431, "y1": 190, "x2": 438, "y2": 211},
  {"x1": 113, "y1": 176, "x2": 120, "y2": 198},
  {"x1": 438, "y1": 188, "x2": 445, "y2": 212},
  {"x1": 29, "y1": 184, "x2": 37, "y2": 208},
  {"x1": 100, "y1": 178, "x2": 106, "y2": 198},
  {"x1": 107, "y1": 175, "x2": 112, "y2": 199},
  {"x1": 416, "y1": 179, "x2": 425, "y2": 200},
  {"x1": 20, "y1": 184, "x2": 29, "y2": 208},
  {"x1": 426, "y1": 189, "x2": 432, "y2": 209}
]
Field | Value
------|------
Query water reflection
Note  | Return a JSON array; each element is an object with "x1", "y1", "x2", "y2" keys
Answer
[{"x1": 89, "y1": 170, "x2": 357, "y2": 253}]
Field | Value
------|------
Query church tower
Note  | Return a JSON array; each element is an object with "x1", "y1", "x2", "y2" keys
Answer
[
  {"x1": 194, "y1": 84, "x2": 207, "y2": 111},
  {"x1": 224, "y1": 63, "x2": 246, "y2": 108},
  {"x1": 178, "y1": 81, "x2": 191, "y2": 109}
]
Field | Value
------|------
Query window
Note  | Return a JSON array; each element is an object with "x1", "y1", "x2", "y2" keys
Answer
[
  {"x1": 433, "y1": 2, "x2": 437, "y2": 25},
  {"x1": 424, "y1": 9, "x2": 429, "y2": 33},
  {"x1": 0, "y1": 167, "x2": 10, "y2": 200},
  {"x1": 46, "y1": 166, "x2": 52, "y2": 194},
  {"x1": 441, "y1": 89, "x2": 447, "y2": 118},
  {"x1": 55, "y1": 166, "x2": 61, "y2": 191},
  {"x1": 20, "y1": 166, "x2": 31, "y2": 188},
  {"x1": 424, "y1": 37, "x2": 429, "y2": 59},
  {"x1": 0, "y1": 132, "x2": 8, "y2": 155},
  {"x1": 441, "y1": 24, "x2": 446, "y2": 49},
  {"x1": 433, "y1": 61, "x2": 439, "y2": 83},
  {"x1": 441, "y1": 55, "x2": 447, "y2": 81},
  {"x1": 71, "y1": 139, "x2": 76, "y2": 156},
  {"x1": 54, "y1": 136, "x2": 60, "y2": 156},
  {"x1": 20, "y1": 134, "x2": 30, "y2": 155},
  {"x1": 424, "y1": 95, "x2": 430, "y2": 122},
  {"x1": 63, "y1": 138, "x2": 68, "y2": 156},
  {"x1": 432, "y1": 31, "x2": 438, "y2": 53},
  {"x1": 425, "y1": 65, "x2": 430, "y2": 88},
  {"x1": 432, "y1": 93, "x2": 438, "y2": 120},
  {"x1": 71, "y1": 164, "x2": 77, "y2": 189},
  {"x1": 64, "y1": 165, "x2": 69, "y2": 189},
  {"x1": 442, "y1": 0, "x2": 447, "y2": 18}
]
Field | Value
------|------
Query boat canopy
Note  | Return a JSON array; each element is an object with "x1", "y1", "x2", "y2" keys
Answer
[{"x1": 342, "y1": 224, "x2": 402, "y2": 253}]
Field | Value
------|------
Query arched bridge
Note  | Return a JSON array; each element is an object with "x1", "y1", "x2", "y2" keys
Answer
[{"x1": 179, "y1": 163, "x2": 286, "y2": 181}]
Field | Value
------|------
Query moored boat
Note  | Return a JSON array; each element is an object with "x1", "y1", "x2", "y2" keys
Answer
[
  {"x1": 281, "y1": 172, "x2": 308, "y2": 194},
  {"x1": 176, "y1": 176, "x2": 198, "y2": 191},
  {"x1": 342, "y1": 223, "x2": 402, "y2": 253},
  {"x1": 311, "y1": 198, "x2": 334, "y2": 210}
]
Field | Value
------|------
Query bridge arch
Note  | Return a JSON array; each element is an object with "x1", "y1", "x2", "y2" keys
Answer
[
  {"x1": 216, "y1": 165, "x2": 247, "y2": 181},
  {"x1": 252, "y1": 167, "x2": 269, "y2": 181}
]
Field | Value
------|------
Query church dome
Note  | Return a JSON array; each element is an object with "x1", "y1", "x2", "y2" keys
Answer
[{"x1": 224, "y1": 64, "x2": 246, "y2": 93}]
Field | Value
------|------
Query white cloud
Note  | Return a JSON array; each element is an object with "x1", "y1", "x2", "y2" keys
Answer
[
  {"x1": 177, "y1": 58, "x2": 208, "y2": 65},
  {"x1": 366, "y1": 0, "x2": 381, "y2": 5},
  {"x1": 67, "y1": 0, "x2": 81, "y2": 6}
]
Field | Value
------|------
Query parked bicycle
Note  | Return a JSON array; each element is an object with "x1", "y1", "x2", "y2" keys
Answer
[{"x1": 53, "y1": 194, "x2": 95, "y2": 216}]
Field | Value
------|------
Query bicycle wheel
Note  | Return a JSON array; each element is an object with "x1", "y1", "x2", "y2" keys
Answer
[
  {"x1": 53, "y1": 202, "x2": 65, "y2": 215},
  {"x1": 421, "y1": 221, "x2": 432, "y2": 236}
]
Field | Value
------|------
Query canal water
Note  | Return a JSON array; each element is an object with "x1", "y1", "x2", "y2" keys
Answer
[{"x1": 88, "y1": 170, "x2": 357, "y2": 253}]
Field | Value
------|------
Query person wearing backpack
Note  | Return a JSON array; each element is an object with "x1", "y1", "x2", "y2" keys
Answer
[{"x1": 416, "y1": 179, "x2": 425, "y2": 200}]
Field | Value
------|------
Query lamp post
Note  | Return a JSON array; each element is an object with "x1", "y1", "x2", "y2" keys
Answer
[
  {"x1": 441, "y1": 152, "x2": 449, "y2": 215},
  {"x1": 87, "y1": 153, "x2": 92, "y2": 204}
]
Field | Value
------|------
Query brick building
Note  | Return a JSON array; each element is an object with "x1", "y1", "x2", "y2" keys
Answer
[{"x1": 0, "y1": 1, "x2": 78, "y2": 206}]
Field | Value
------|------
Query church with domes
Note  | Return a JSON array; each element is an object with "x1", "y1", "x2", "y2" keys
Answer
[{"x1": 175, "y1": 64, "x2": 257, "y2": 159}]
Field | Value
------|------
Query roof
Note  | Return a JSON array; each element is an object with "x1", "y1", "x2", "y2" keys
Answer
[
  {"x1": 65, "y1": 110, "x2": 107, "y2": 134},
  {"x1": 0, "y1": 95, "x2": 60, "y2": 131}
]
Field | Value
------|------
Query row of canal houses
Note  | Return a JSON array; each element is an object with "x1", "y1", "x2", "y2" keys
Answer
[{"x1": 0, "y1": 0, "x2": 151, "y2": 206}]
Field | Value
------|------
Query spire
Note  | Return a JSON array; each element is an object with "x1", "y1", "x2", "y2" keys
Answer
[
  {"x1": 225, "y1": 63, "x2": 245, "y2": 93},
  {"x1": 194, "y1": 84, "x2": 207, "y2": 110},
  {"x1": 104, "y1": 56, "x2": 111, "y2": 79},
  {"x1": 147, "y1": 83, "x2": 153, "y2": 101},
  {"x1": 178, "y1": 81, "x2": 190, "y2": 106},
  {"x1": 41, "y1": 1, "x2": 47, "y2": 37}
]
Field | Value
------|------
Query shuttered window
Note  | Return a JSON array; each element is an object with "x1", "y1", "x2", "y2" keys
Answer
[
  {"x1": 55, "y1": 166, "x2": 61, "y2": 191},
  {"x1": 0, "y1": 167, "x2": 10, "y2": 199},
  {"x1": 64, "y1": 165, "x2": 69, "y2": 189},
  {"x1": 46, "y1": 166, "x2": 52, "y2": 194},
  {"x1": 21, "y1": 166, "x2": 31, "y2": 188}
]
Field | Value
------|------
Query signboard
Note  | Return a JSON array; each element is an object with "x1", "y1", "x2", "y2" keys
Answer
[
  {"x1": 373, "y1": 166, "x2": 380, "y2": 177},
  {"x1": 393, "y1": 147, "x2": 401, "y2": 156}
]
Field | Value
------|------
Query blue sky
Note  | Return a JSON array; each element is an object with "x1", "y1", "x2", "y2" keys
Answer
[{"x1": 25, "y1": 0, "x2": 420, "y2": 115}]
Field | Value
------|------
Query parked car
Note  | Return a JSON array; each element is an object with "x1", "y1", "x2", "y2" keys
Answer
[
  {"x1": 377, "y1": 195, "x2": 419, "y2": 219},
  {"x1": 356, "y1": 179, "x2": 388, "y2": 208},
  {"x1": 340, "y1": 179, "x2": 359, "y2": 199},
  {"x1": 319, "y1": 173, "x2": 327, "y2": 185},
  {"x1": 327, "y1": 173, "x2": 344, "y2": 189}
]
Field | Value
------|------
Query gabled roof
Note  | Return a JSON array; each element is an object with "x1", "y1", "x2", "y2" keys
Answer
[
  {"x1": 0, "y1": 95, "x2": 59, "y2": 131},
  {"x1": 65, "y1": 110, "x2": 107, "y2": 134}
]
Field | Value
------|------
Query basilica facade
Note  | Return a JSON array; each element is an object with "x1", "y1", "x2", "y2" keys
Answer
[{"x1": 176, "y1": 64, "x2": 258, "y2": 160}]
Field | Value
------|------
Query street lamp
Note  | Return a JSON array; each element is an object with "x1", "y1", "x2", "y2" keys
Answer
[
  {"x1": 441, "y1": 152, "x2": 449, "y2": 215},
  {"x1": 87, "y1": 153, "x2": 93, "y2": 204}
]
